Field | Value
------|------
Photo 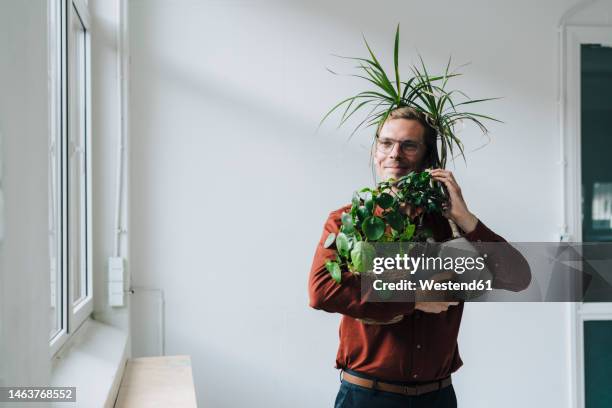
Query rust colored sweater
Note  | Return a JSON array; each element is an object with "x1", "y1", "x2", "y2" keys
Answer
[{"x1": 308, "y1": 204, "x2": 531, "y2": 382}]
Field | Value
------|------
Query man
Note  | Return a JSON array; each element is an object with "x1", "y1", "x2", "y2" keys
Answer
[{"x1": 308, "y1": 107, "x2": 531, "y2": 408}]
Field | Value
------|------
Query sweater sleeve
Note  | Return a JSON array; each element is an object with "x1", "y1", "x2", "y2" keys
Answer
[
  {"x1": 462, "y1": 219, "x2": 532, "y2": 292},
  {"x1": 308, "y1": 207, "x2": 415, "y2": 320}
]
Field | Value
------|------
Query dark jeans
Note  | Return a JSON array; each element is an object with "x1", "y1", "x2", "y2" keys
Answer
[{"x1": 334, "y1": 370, "x2": 457, "y2": 408}]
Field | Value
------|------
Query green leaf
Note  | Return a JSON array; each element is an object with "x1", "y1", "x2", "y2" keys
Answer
[
  {"x1": 351, "y1": 241, "x2": 376, "y2": 273},
  {"x1": 356, "y1": 205, "x2": 371, "y2": 222},
  {"x1": 341, "y1": 212, "x2": 355, "y2": 233},
  {"x1": 365, "y1": 195, "x2": 374, "y2": 213},
  {"x1": 362, "y1": 216, "x2": 385, "y2": 240},
  {"x1": 352, "y1": 191, "x2": 360, "y2": 208},
  {"x1": 400, "y1": 223, "x2": 416, "y2": 241},
  {"x1": 376, "y1": 192, "x2": 394, "y2": 209},
  {"x1": 336, "y1": 233, "x2": 350, "y2": 257},
  {"x1": 361, "y1": 35, "x2": 398, "y2": 101},
  {"x1": 393, "y1": 24, "x2": 401, "y2": 102},
  {"x1": 385, "y1": 210, "x2": 405, "y2": 232},
  {"x1": 324, "y1": 233, "x2": 336, "y2": 248},
  {"x1": 381, "y1": 232, "x2": 395, "y2": 242},
  {"x1": 346, "y1": 235, "x2": 356, "y2": 250},
  {"x1": 325, "y1": 260, "x2": 342, "y2": 284},
  {"x1": 318, "y1": 95, "x2": 356, "y2": 129}
]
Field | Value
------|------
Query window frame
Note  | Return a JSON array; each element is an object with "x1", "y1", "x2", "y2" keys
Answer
[
  {"x1": 562, "y1": 24, "x2": 612, "y2": 408},
  {"x1": 49, "y1": 0, "x2": 93, "y2": 357}
]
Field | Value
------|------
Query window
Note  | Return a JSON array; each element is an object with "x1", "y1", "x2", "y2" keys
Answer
[
  {"x1": 49, "y1": 0, "x2": 92, "y2": 356},
  {"x1": 581, "y1": 44, "x2": 612, "y2": 244}
]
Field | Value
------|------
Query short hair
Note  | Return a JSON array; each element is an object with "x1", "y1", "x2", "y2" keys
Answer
[{"x1": 375, "y1": 106, "x2": 440, "y2": 169}]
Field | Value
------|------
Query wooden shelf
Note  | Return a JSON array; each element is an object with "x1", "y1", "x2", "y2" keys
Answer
[{"x1": 114, "y1": 355, "x2": 197, "y2": 407}]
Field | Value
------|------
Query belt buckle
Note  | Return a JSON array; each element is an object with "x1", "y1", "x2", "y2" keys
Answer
[{"x1": 404, "y1": 384, "x2": 418, "y2": 396}]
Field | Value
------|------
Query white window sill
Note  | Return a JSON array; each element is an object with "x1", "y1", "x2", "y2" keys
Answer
[{"x1": 51, "y1": 318, "x2": 128, "y2": 407}]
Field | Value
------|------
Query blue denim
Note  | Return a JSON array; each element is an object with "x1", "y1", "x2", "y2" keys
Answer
[{"x1": 334, "y1": 370, "x2": 457, "y2": 408}]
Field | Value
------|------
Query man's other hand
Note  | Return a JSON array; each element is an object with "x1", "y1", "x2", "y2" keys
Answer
[{"x1": 415, "y1": 302, "x2": 459, "y2": 314}]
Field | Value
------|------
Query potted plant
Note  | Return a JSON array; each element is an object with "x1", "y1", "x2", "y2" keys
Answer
[
  {"x1": 321, "y1": 25, "x2": 500, "y2": 286},
  {"x1": 324, "y1": 170, "x2": 446, "y2": 283}
]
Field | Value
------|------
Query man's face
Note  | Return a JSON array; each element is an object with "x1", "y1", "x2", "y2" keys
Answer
[{"x1": 374, "y1": 118, "x2": 427, "y2": 181}]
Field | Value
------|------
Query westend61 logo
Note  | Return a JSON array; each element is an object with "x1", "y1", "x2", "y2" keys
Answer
[{"x1": 372, "y1": 253, "x2": 487, "y2": 275}]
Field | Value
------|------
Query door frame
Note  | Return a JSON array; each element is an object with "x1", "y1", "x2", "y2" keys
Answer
[{"x1": 561, "y1": 24, "x2": 612, "y2": 408}]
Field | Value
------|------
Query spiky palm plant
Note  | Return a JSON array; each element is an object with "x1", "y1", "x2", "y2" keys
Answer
[{"x1": 321, "y1": 25, "x2": 501, "y2": 168}]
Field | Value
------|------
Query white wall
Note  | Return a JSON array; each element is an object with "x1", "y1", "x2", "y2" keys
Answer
[
  {"x1": 129, "y1": 0, "x2": 584, "y2": 407},
  {"x1": 0, "y1": 0, "x2": 51, "y2": 396}
]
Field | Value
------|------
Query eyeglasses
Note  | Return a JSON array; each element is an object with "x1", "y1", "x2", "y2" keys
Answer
[{"x1": 376, "y1": 138, "x2": 423, "y2": 155}]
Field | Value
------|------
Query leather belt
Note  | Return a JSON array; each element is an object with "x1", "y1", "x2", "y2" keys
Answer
[{"x1": 341, "y1": 371, "x2": 452, "y2": 397}]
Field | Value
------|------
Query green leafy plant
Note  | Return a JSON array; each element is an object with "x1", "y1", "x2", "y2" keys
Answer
[
  {"x1": 324, "y1": 170, "x2": 446, "y2": 283},
  {"x1": 320, "y1": 25, "x2": 501, "y2": 168}
]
